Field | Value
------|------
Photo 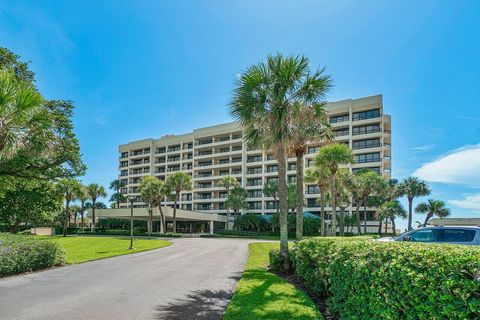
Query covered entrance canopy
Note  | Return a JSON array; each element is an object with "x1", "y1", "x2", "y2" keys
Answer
[{"x1": 93, "y1": 207, "x2": 227, "y2": 234}]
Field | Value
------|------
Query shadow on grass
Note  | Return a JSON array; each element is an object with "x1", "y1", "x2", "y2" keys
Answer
[
  {"x1": 224, "y1": 268, "x2": 322, "y2": 320},
  {"x1": 155, "y1": 289, "x2": 232, "y2": 320}
]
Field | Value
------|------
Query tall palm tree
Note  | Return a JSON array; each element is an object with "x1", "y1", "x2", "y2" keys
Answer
[
  {"x1": 397, "y1": 177, "x2": 431, "y2": 230},
  {"x1": 305, "y1": 166, "x2": 331, "y2": 236},
  {"x1": 87, "y1": 183, "x2": 107, "y2": 232},
  {"x1": 334, "y1": 169, "x2": 354, "y2": 236},
  {"x1": 314, "y1": 143, "x2": 355, "y2": 236},
  {"x1": 231, "y1": 54, "x2": 331, "y2": 268},
  {"x1": 0, "y1": 70, "x2": 44, "y2": 159},
  {"x1": 288, "y1": 82, "x2": 332, "y2": 241},
  {"x1": 109, "y1": 179, "x2": 125, "y2": 208},
  {"x1": 57, "y1": 178, "x2": 81, "y2": 237},
  {"x1": 76, "y1": 185, "x2": 89, "y2": 230},
  {"x1": 415, "y1": 199, "x2": 450, "y2": 227},
  {"x1": 138, "y1": 176, "x2": 164, "y2": 237},
  {"x1": 218, "y1": 175, "x2": 239, "y2": 230},
  {"x1": 378, "y1": 200, "x2": 406, "y2": 236},
  {"x1": 69, "y1": 204, "x2": 81, "y2": 226},
  {"x1": 225, "y1": 186, "x2": 248, "y2": 230},
  {"x1": 165, "y1": 172, "x2": 192, "y2": 233},
  {"x1": 355, "y1": 170, "x2": 388, "y2": 234}
]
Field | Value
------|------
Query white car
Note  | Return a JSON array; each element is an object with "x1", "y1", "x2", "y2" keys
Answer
[{"x1": 379, "y1": 226, "x2": 480, "y2": 245}]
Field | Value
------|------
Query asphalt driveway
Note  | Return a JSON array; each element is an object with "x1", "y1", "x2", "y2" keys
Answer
[{"x1": 0, "y1": 238, "x2": 259, "y2": 320}]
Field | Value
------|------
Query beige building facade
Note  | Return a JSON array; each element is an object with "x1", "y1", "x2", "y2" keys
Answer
[{"x1": 117, "y1": 94, "x2": 392, "y2": 232}]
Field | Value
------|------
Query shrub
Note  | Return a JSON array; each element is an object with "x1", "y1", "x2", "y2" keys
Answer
[
  {"x1": 290, "y1": 238, "x2": 480, "y2": 319},
  {"x1": 0, "y1": 233, "x2": 65, "y2": 277},
  {"x1": 268, "y1": 249, "x2": 285, "y2": 272}
]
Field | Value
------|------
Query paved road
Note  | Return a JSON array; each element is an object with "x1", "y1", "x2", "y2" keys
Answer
[{"x1": 0, "y1": 238, "x2": 258, "y2": 320}]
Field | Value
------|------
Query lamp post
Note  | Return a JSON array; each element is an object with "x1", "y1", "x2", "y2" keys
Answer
[{"x1": 127, "y1": 195, "x2": 135, "y2": 250}]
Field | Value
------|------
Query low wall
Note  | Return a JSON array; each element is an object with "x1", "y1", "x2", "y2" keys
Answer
[{"x1": 31, "y1": 227, "x2": 55, "y2": 236}]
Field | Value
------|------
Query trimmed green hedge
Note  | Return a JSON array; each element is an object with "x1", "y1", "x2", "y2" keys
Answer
[
  {"x1": 283, "y1": 238, "x2": 480, "y2": 319},
  {"x1": 0, "y1": 233, "x2": 65, "y2": 277}
]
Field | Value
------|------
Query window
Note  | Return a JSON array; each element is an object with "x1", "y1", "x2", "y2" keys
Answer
[
  {"x1": 157, "y1": 147, "x2": 166, "y2": 154},
  {"x1": 288, "y1": 163, "x2": 296, "y2": 171},
  {"x1": 247, "y1": 155, "x2": 262, "y2": 163},
  {"x1": 441, "y1": 229, "x2": 476, "y2": 242},
  {"x1": 231, "y1": 157, "x2": 242, "y2": 163},
  {"x1": 232, "y1": 145, "x2": 242, "y2": 151},
  {"x1": 120, "y1": 170, "x2": 128, "y2": 176},
  {"x1": 121, "y1": 152, "x2": 129, "y2": 158},
  {"x1": 353, "y1": 109, "x2": 381, "y2": 121},
  {"x1": 334, "y1": 128, "x2": 349, "y2": 137},
  {"x1": 410, "y1": 229, "x2": 439, "y2": 242},
  {"x1": 307, "y1": 198, "x2": 319, "y2": 208},
  {"x1": 248, "y1": 202, "x2": 262, "y2": 210},
  {"x1": 308, "y1": 146, "x2": 320, "y2": 154},
  {"x1": 353, "y1": 138, "x2": 381, "y2": 150},
  {"x1": 247, "y1": 167, "x2": 262, "y2": 174},
  {"x1": 352, "y1": 167, "x2": 381, "y2": 174},
  {"x1": 248, "y1": 190, "x2": 262, "y2": 198},
  {"x1": 353, "y1": 123, "x2": 381, "y2": 135},
  {"x1": 355, "y1": 152, "x2": 381, "y2": 163},
  {"x1": 120, "y1": 161, "x2": 128, "y2": 167},
  {"x1": 247, "y1": 178, "x2": 262, "y2": 186},
  {"x1": 219, "y1": 159, "x2": 230, "y2": 164},
  {"x1": 288, "y1": 175, "x2": 296, "y2": 183},
  {"x1": 330, "y1": 114, "x2": 349, "y2": 124},
  {"x1": 266, "y1": 165, "x2": 278, "y2": 173},
  {"x1": 219, "y1": 147, "x2": 230, "y2": 153},
  {"x1": 306, "y1": 185, "x2": 320, "y2": 194}
]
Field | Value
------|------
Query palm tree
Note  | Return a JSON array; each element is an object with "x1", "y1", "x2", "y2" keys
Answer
[
  {"x1": 225, "y1": 186, "x2": 248, "y2": 229},
  {"x1": 334, "y1": 169, "x2": 354, "y2": 236},
  {"x1": 165, "y1": 172, "x2": 192, "y2": 233},
  {"x1": 415, "y1": 199, "x2": 450, "y2": 227},
  {"x1": 109, "y1": 179, "x2": 125, "y2": 208},
  {"x1": 231, "y1": 54, "x2": 332, "y2": 268},
  {"x1": 87, "y1": 183, "x2": 107, "y2": 232},
  {"x1": 218, "y1": 175, "x2": 239, "y2": 230},
  {"x1": 288, "y1": 79, "x2": 332, "y2": 241},
  {"x1": 57, "y1": 178, "x2": 81, "y2": 237},
  {"x1": 263, "y1": 180, "x2": 279, "y2": 214},
  {"x1": 138, "y1": 176, "x2": 165, "y2": 236},
  {"x1": 69, "y1": 204, "x2": 81, "y2": 226},
  {"x1": 355, "y1": 170, "x2": 388, "y2": 234},
  {"x1": 76, "y1": 185, "x2": 89, "y2": 230},
  {"x1": 314, "y1": 143, "x2": 355, "y2": 236},
  {"x1": 397, "y1": 177, "x2": 431, "y2": 230},
  {"x1": 378, "y1": 200, "x2": 406, "y2": 236},
  {"x1": 0, "y1": 70, "x2": 43, "y2": 159},
  {"x1": 305, "y1": 166, "x2": 331, "y2": 236}
]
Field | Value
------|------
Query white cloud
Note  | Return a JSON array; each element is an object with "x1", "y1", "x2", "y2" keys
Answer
[
  {"x1": 413, "y1": 144, "x2": 480, "y2": 187},
  {"x1": 412, "y1": 144, "x2": 434, "y2": 152},
  {"x1": 448, "y1": 194, "x2": 480, "y2": 213},
  {"x1": 93, "y1": 116, "x2": 107, "y2": 125}
]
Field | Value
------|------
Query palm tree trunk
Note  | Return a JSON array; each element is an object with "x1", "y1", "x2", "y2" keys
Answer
[
  {"x1": 391, "y1": 217, "x2": 397, "y2": 236},
  {"x1": 277, "y1": 142, "x2": 289, "y2": 270},
  {"x1": 295, "y1": 151, "x2": 304, "y2": 241},
  {"x1": 63, "y1": 200, "x2": 70, "y2": 237},
  {"x1": 407, "y1": 197, "x2": 413, "y2": 230},
  {"x1": 148, "y1": 207, "x2": 153, "y2": 237},
  {"x1": 173, "y1": 193, "x2": 178, "y2": 233},
  {"x1": 363, "y1": 196, "x2": 368, "y2": 234},
  {"x1": 377, "y1": 217, "x2": 382, "y2": 235},
  {"x1": 355, "y1": 200, "x2": 362, "y2": 235},
  {"x1": 91, "y1": 199, "x2": 96, "y2": 233},
  {"x1": 158, "y1": 205, "x2": 165, "y2": 233},
  {"x1": 320, "y1": 191, "x2": 325, "y2": 236},
  {"x1": 339, "y1": 206, "x2": 345, "y2": 236},
  {"x1": 423, "y1": 213, "x2": 433, "y2": 227},
  {"x1": 330, "y1": 174, "x2": 337, "y2": 237},
  {"x1": 74, "y1": 213, "x2": 77, "y2": 226},
  {"x1": 384, "y1": 218, "x2": 388, "y2": 234}
]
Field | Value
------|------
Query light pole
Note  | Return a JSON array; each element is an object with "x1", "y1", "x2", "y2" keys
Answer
[{"x1": 127, "y1": 195, "x2": 135, "y2": 250}]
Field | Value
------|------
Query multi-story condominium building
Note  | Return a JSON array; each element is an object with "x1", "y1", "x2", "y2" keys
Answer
[{"x1": 118, "y1": 94, "x2": 391, "y2": 231}]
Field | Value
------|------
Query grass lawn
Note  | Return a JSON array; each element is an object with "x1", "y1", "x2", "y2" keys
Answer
[
  {"x1": 224, "y1": 242, "x2": 322, "y2": 320},
  {"x1": 43, "y1": 236, "x2": 171, "y2": 264}
]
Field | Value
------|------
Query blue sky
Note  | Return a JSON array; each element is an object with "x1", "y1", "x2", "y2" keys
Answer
[{"x1": 1, "y1": 1, "x2": 479, "y2": 229}]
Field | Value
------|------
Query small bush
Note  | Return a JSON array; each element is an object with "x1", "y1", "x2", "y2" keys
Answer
[
  {"x1": 291, "y1": 238, "x2": 480, "y2": 319},
  {"x1": 0, "y1": 233, "x2": 65, "y2": 277},
  {"x1": 268, "y1": 249, "x2": 285, "y2": 273}
]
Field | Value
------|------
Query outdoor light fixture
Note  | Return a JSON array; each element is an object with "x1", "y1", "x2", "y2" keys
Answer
[{"x1": 127, "y1": 195, "x2": 135, "y2": 250}]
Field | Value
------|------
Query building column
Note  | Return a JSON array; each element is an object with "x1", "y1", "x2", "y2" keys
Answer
[{"x1": 210, "y1": 220, "x2": 214, "y2": 235}]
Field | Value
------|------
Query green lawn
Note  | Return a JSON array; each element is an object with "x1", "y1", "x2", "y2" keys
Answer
[
  {"x1": 224, "y1": 243, "x2": 322, "y2": 320},
  {"x1": 43, "y1": 236, "x2": 171, "y2": 264}
]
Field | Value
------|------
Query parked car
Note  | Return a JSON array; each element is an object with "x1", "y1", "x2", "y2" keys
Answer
[{"x1": 378, "y1": 226, "x2": 480, "y2": 245}]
